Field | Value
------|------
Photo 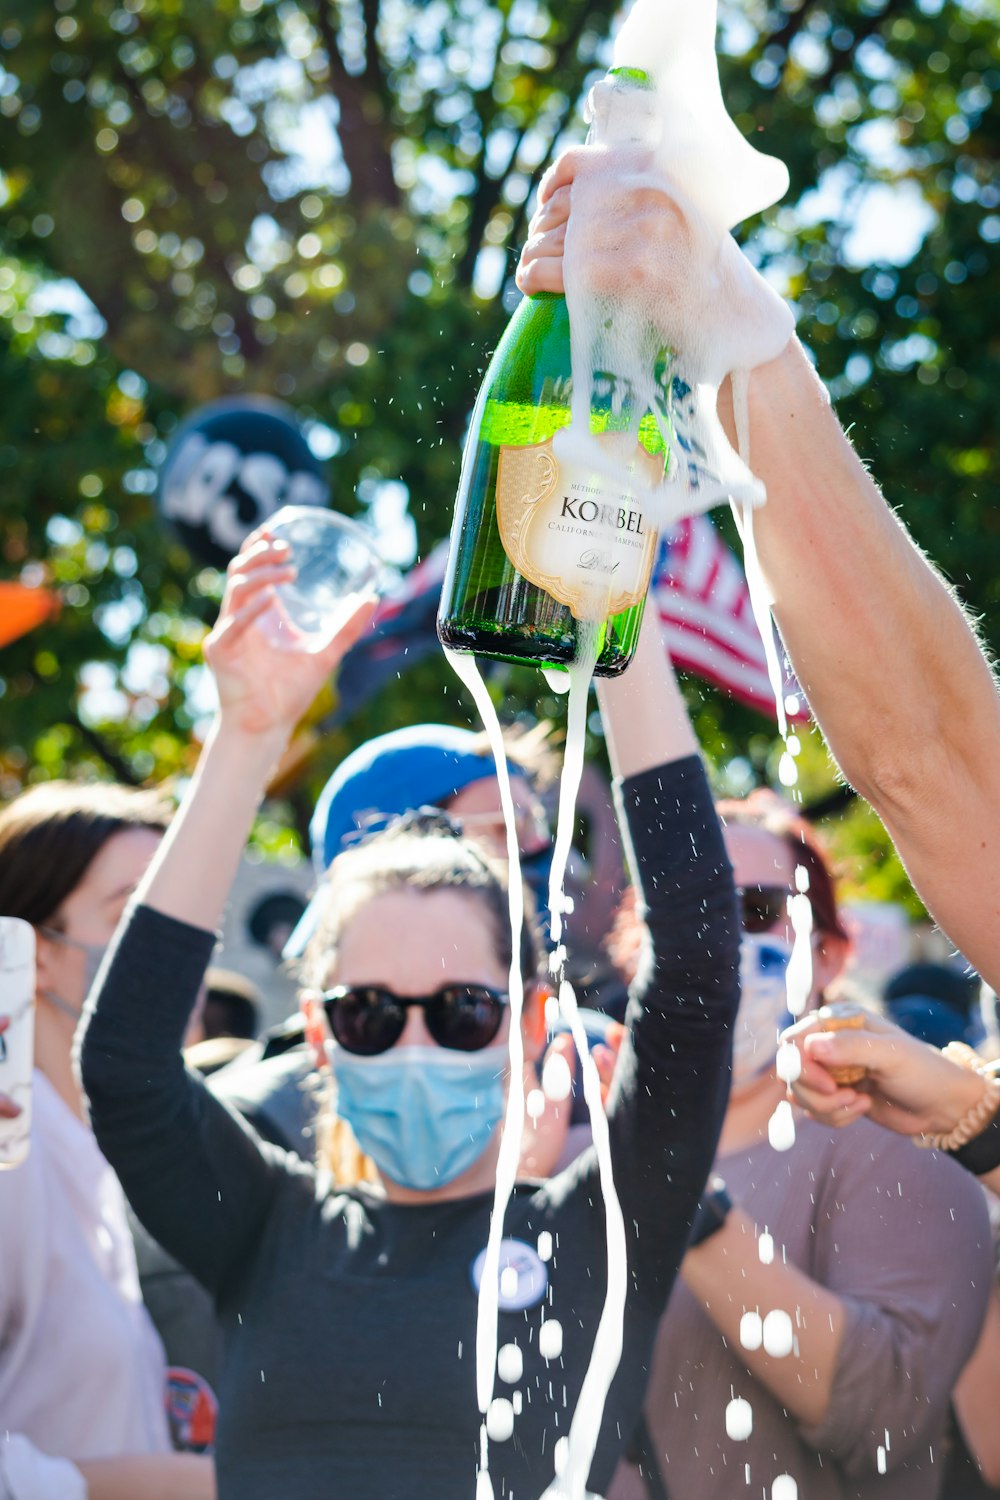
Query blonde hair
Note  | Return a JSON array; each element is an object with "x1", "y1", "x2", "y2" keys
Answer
[
  {"x1": 468, "y1": 720, "x2": 561, "y2": 790},
  {"x1": 314, "y1": 1072, "x2": 380, "y2": 1188}
]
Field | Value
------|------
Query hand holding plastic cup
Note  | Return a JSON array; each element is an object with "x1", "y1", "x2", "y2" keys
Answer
[{"x1": 259, "y1": 505, "x2": 383, "y2": 653}]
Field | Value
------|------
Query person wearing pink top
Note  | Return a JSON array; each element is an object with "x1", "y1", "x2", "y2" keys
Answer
[{"x1": 0, "y1": 782, "x2": 213, "y2": 1500}]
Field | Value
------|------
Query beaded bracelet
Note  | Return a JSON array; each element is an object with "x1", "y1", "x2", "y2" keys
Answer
[{"x1": 913, "y1": 1042, "x2": 1000, "y2": 1160}]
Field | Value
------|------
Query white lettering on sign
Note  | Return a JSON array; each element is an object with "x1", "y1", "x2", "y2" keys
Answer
[{"x1": 163, "y1": 436, "x2": 325, "y2": 550}]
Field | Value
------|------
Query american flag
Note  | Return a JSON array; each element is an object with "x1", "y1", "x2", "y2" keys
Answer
[
  {"x1": 332, "y1": 541, "x2": 452, "y2": 722},
  {"x1": 652, "y1": 515, "x2": 805, "y2": 722}
]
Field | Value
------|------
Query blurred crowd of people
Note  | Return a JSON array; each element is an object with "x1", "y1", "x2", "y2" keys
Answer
[
  {"x1": 3, "y1": 610, "x2": 999, "y2": 1500},
  {"x1": 3, "y1": 153, "x2": 1000, "y2": 1500}
]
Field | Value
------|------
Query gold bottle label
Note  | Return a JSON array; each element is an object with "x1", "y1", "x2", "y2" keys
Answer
[{"x1": 495, "y1": 433, "x2": 662, "y2": 622}]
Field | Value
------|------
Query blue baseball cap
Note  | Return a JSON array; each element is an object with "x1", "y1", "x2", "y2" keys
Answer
[
  {"x1": 283, "y1": 724, "x2": 514, "y2": 959},
  {"x1": 887, "y1": 996, "x2": 971, "y2": 1051}
]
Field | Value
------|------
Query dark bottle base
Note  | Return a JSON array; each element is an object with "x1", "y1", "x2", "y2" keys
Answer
[{"x1": 436, "y1": 618, "x2": 632, "y2": 678}]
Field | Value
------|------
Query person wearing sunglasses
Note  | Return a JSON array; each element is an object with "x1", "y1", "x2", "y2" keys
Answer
[
  {"x1": 205, "y1": 720, "x2": 620, "y2": 1165},
  {"x1": 78, "y1": 529, "x2": 740, "y2": 1500},
  {"x1": 609, "y1": 794, "x2": 992, "y2": 1500}
]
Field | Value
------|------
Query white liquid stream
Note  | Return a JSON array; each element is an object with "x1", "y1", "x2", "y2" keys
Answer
[
  {"x1": 448, "y1": 412, "x2": 807, "y2": 1498},
  {"x1": 735, "y1": 426, "x2": 813, "y2": 1434},
  {"x1": 444, "y1": 648, "x2": 528, "y2": 1498},
  {"x1": 449, "y1": 616, "x2": 629, "y2": 1500},
  {"x1": 546, "y1": 621, "x2": 600, "y2": 951},
  {"x1": 449, "y1": 287, "x2": 807, "y2": 1500},
  {"x1": 543, "y1": 623, "x2": 630, "y2": 1500},
  {"x1": 739, "y1": 498, "x2": 814, "y2": 1159}
]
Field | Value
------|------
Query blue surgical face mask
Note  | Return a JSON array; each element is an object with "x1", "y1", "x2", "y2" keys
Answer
[
  {"x1": 326, "y1": 1043, "x2": 507, "y2": 1191},
  {"x1": 732, "y1": 934, "x2": 793, "y2": 1089},
  {"x1": 38, "y1": 927, "x2": 108, "y2": 1020}
]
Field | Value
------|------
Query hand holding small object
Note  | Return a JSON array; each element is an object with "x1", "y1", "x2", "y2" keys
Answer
[{"x1": 781, "y1": 1007, "x2": 990, "y2": 1140}]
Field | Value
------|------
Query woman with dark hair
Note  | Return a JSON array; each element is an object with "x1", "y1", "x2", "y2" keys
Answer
[
  {"x1": 714, "y1": 790, "x2": 849, "y2": 953},
  {"x1": 0, "y1": 783, "x2": 172, "y2": 1119},
  {"x1": 609, "y1": 797, "x2": 992, "y2": 1500},
  {"x1": 78, "y1": 529, "x2": 739, "y2": 1499},
  {"x1": 0, "y1": 783, "x2": 214, "y2": 1497}
]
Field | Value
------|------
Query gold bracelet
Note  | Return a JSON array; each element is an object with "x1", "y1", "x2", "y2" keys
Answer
[{"x1": 914, "y1": 1042, "x2": 1000, "y2": 1152}]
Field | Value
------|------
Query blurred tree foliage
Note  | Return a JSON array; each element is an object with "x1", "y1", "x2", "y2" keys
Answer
[{"x1": 0, "y1": 0, "x2": 996, "y2": 901}]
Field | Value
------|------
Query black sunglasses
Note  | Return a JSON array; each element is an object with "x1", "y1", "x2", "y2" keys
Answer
[
  {"x1": 737, "y1": 885, "x2": 792, "y2": 935},
  {"x1": 322, "y1": 983, "x2": 510, "y2": 1057}
]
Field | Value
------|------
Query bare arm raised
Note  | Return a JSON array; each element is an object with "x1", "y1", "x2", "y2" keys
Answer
[
  {"x1": 722, "y1": 342, "x2": 1000, "y2": 990},
  {"x1": 596, "y1": 603, "x2": 697, "y2": 779},
  {"x1": 131, "y1": 532, "x2": 376, "y2": 931},
  {"x1": 518, "y1": 148, "x2": 1000, "y2": 991}
]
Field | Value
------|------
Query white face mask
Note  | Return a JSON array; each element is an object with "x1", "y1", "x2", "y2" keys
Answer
[
  {"x1": 732, "y1": 934, "x2": 793, "y2": 1089},
  {"x1": 37, "y1": 927, "x2": 108, "y2": 1020}
]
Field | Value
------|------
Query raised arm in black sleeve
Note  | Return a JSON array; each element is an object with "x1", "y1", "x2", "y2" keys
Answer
[
  {"x1": 78, "y1": 905, "x2": 286, "y2": 1298},
  {"x1": 529, "y1": 755, "x2": 739, "y2": 1499},
  {"x1": 608, "y1": 753, "x2": 739, "y2": 1307}
]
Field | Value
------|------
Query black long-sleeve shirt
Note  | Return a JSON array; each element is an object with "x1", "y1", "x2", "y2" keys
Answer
[{"x1": 81, "y1": 756, "x2": 738, "y2": 1500}]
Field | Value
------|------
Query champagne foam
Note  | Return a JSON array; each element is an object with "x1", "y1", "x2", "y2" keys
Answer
[
  {"x1": 562, "y1": 0, "x2": 795, "y2": 539},
  {"x1": 443, "y1": 647, "x2": 527, "y2": 1500}
]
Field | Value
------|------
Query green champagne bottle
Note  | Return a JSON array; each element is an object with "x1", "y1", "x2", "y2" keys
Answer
[{"x1": 437, "y1": 67, "x2": 668, "y2": 678}]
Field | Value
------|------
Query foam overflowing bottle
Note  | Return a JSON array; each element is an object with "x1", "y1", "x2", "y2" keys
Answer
[{"x1": 437, "y1": 67, "x2": 667, "y2": 679}]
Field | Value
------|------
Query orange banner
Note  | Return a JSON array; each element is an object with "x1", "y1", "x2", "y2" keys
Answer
[{"x1": 0, "y1": 583, "x2": 60, "y2": 649}]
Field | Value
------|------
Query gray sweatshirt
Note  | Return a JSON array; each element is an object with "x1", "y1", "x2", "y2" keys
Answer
[{"x1": 609, "y1": 1114, "x2": 992, "y2": 1500}]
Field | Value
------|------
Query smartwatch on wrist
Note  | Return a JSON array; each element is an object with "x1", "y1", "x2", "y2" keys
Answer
[{"x1": 688, "y1": 1176, "x2": 733, "y2": 1249}]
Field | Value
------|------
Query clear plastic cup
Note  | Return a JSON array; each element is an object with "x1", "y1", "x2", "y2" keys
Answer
[
  {"x1": 260, "y1": 505, "x2": 383, "y2": 652},
  {"x1": 0, "y1": 917, "x2": 35, "y2": 1171}
]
